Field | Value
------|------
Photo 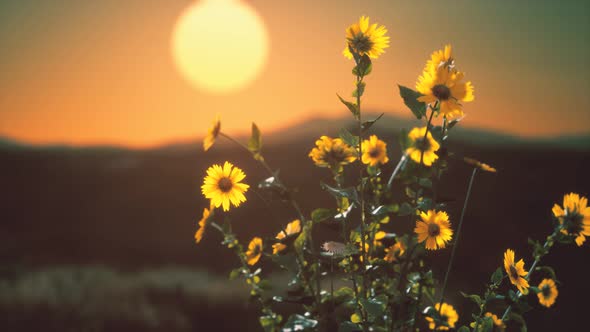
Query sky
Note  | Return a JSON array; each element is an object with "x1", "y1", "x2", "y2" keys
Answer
[{"x1": 0, "y1": 0, "x2": 589, "y2": 147}]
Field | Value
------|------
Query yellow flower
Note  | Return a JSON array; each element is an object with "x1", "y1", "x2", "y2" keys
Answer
[
  {"x1": 343, "y1": 16, "x2": 389, "y2": 60},
  {"x1": 201, "y1": 161, "x2": 249, "y2": 211},
  {"x1": 537, "y1": 278, "x2": 558, "y2": 308},
  {"x1": 406, "y1": 127, "x2": 440, "y2": 166},
  {"x1": 272, "y1": 219, "x2": 302, "y2": 254},
  {"x1": 361, "y1": 135, "x2": 389, "y2": 166},
  {"x1": 194, "y1": 207, "x2": 212, "y2": 244},
  {"x1": 484, "y1": 312, "x2": 505, "y2": 330},
  {"x1": 414, "y1": 210, "x2": 453, "y2": 250},
  {"x1": 245, "y1": 237, "x2": 263, "y2": 266},
  {"x1": 416, "y1": 65, "x2": 474, "y2": 119},
  {"x1": 503, "y1": 249, "x2": 529, "y2": 293},
  {"x1": 384, "y1": 240, "x2": 406, "y2": 263},
  {"x1": 424, "y1": 44, "x2": 454, "y2": 73},
  {"x1": 552, "y1": 193, "x2": 590, "y2": 246},
  {"x1": 309, "y1": 136, "x2": 356, "y2": 169},
  {"x1": 203, "y1": 115, "x2": 221, "y2": 151},
  {"x1": 425, "y1": 302, "x2": 458, "y2": 330}
]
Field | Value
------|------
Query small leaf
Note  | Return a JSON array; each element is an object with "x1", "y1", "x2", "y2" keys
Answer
[
  {"x1": 491, "y1": 267, "x2": 504, "y2": 285},
  {"x1": 398, "y1": 202, "x2": 414, "y2": 216},
  {"x1": 352, "y1": 55, "x2": 372, "y2": 76},
  {"x1": 321, "y1": 182, "x2": 359, "y2": 204},
  {"x1": 457, "y1": 327, "x2": 470, "y2": 332},
  {"x1": 398, "y1": 85, "x2": 427, "y2": 119},
  {"x1": 229, "y1": 268, "x2": 243, "y2": 280},
  {"x1": 360, "y1": 295, "x2": 387, "y2": 318},
  {"x1": 311, "y1": 208, "x2": 334, "y2": 223},
  {"x1": 352, "y1": 81, "x2": 366, "y2": 98},
  {"x1": 480, "y1": 316, "x2": 494, "y2": 332},
  {"x1": 361, "y1": 113, "x2": 384, "y2": 134},
  {"x1": 339, "y1": 128, "x2": 359, "y2": 147},
  {"x1": 447, "y1": 116, "x2": 464, "y2": 130},
  {"x1": 248, "y1": 122, "x2": 263, "y2": 160},
  {"x1": 337, "y1": 94, "x2": 360, "y2": 120},
  {"x1": 283, "y1": 314, "x2": 318, "y2": 331},
  {"x1": 461, "y1": 292, "x2": 483, "y2": 306}
]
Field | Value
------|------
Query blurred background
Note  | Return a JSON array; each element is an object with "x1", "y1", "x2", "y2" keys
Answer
[{"x1": 1, "y1": 0, "x2": 589, "y2": 331}]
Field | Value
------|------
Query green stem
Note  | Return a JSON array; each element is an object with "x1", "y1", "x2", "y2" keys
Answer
[
  {"x1": 386, "y1": 154, "x2": 408, "y2": 190},
  {"x1": 438, "y1": 168, "x2": 477, "y2": 309}
]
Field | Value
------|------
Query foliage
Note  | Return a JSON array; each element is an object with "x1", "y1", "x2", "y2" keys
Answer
[{"x1": 194, "y1": 16, "x2": 588, "y2": 332}]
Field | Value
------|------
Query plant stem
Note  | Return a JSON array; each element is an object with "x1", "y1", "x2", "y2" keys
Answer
[
  {"x1": 438, "y1": 168, "x2": 477, "y2": 309},
  {"x1": 386, "y1": 154, "x2": 408, "y2": 190}
]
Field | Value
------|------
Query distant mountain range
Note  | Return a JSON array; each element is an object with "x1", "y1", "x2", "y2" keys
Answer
[{"x1": 1, "y1": 113, "x2": 589, "y2": 151}]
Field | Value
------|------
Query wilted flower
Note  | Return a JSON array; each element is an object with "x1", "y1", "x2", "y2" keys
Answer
[
  {"x1": 194, "y1": 207, "x2": 212, "y2": 244},
  {"x1": 203, "y1": 115, "x2": 221, "y2": 151}
]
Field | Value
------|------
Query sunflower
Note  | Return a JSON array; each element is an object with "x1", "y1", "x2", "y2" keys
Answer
[
  {"x1": 416, "y1": 65, "x2": 474, "y2": 119},
  {"x1": 537, "y1": 278, "x2": 558, "y2": 308},
  {"x1": 245, "y1": 237, "x2": 263, "y2": 266},
  {"x1": 272, "y1": 219, "x2": 302, "y2": 254},
  {"x1": 503, "y1": 249, "x2": 529, "y2": 293},
  {"x1": 484, "y1": 312, "x2": 505, "y2": 331},
  {"x1": 361, "y1": 135, "x2": 389, "y2": 166},
  {"x1": 201, "y1": 161, "x2": 249, "y2": 211},
  {"x1": 384, "y1": 240, "x2": 405, "y2": 263},
  {"x1": 406, "y1": 127, "x2": 440, "y2": 166},
  {"x1": 552, "y1": 193, "x2": 590, "y2": 246},
  {"x1": 424, "y1": 44, "x2": 454, "y2": 73},
  {"x1": 203, "y1": 115, "x2": 221, "y2": 152},
  {"x1": 425, "y1": 302, "x2": 458, "y2": 330},
  {"x1": 414, "y1": 210, "x2": 453, "y2": 250},
  {"x1": 194, "y1": 207, "x2": 212, "y2": 244},
  {"x1": 343, "y1": 16, "x2": 389, "y2": 60},
  {"x1": 309, "y1": 136, "x2": 356, "y2": 169}
]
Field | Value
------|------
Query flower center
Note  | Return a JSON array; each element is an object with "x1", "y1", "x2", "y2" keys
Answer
[
  {"x1": 415, "y1": 137, "x2": 431, "y2": 152},
  {"x1": 218, "y1": 177, "x2": 233, "y2": 193},
  {"x1": 329, "y1": 147, "x2": 347, "y2": 163},
  {"x1": 509, "y1": 265, "x2": 519, "y2": 280},
  {"x1": 432, "y1": 84, "x2": 451, "y2": 101},
  {"x1": 369, "y1": 148, "x2": 381, "y2": 158},
  {"x1": 541, "y1": 285, "x2": 551, "y2": 298},
  {"x1": 564, "y1": 212, "x2": 583, "y2": 235},
  {"x1": 351, "y1": 33, "x2": 374, "y2": 54},
  {"x1": 428, "y1": 223, "x2": 441, "y2": 237}
]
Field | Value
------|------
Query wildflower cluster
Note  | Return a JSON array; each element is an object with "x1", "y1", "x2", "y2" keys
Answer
[{"x1": 192, "y1": 15, "x2": 586, "y2": 332}]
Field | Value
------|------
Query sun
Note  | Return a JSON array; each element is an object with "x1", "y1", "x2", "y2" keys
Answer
[{"x1": 171, "y1": 0, "x2": 269, "y2": 94}]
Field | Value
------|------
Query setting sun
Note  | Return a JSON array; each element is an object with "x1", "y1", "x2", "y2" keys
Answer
[{"x1": 171, "y1": 0, "x2": 269, "y2": 94}]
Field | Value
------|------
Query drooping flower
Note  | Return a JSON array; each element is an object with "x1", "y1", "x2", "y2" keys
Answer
[
  {"x1": 406, "y1": 127, "x2": 440, "y2": 166},
  {"x1": 484, "y1": 312, "x2": 505, "y2": 330},
  {"x1": 361, "y1": 135, "x2": 389, "y2": 166},
  {"x1": 537, "y1": 278, "x2": 558, "y2": 308},
  {"x1": 201, "y1": 161, "x2": 249, "y2": 211},
  {"x1": 414, "y1": 210, "x2": 453, "y2": 250},
  {"x1": 309, "y1": 136, "x2": 356, "y2": 169},
  {"x1": 343, "y1": 16, "x2": 389, "y2": 60},
  {"x1": 503, "y1": 249, "x2": 529, "y2": 293},
  {"x1": 203, "y1": 115, "x2": 221, "y2": 151},
  {"x1": 416, "y1": 63, "x2": 474, "y2": 118},
  {"x1": 552, "y1": 193, "x2": 590, "y2": 246},
  {"x1": 425, "y1": 302, "x2": 459, "y2": 330},
  {"x1": 464, "y1": 157, "x2": 497, "y2": 173},
  {"x1": 272, "y1": 219, "x2": 302, "y2": 254},
  {"x1": 194, "y1": 207, "x2": 212, "y2": 244},
  {"x1": 245, "y1": 237, "x2": 263, "y2": 266},
  {"x1": 384, "y1": 240, "x2": 406, "y2": 263}
]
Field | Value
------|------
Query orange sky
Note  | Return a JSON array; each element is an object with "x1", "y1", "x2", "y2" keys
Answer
[{"x1": 1, "y1": 0, "x2": 589, "y2": 147}]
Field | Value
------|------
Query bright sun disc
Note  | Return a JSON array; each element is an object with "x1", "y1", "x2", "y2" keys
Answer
[{"x1": 172, "y1": 0, "x2": 269, "y2": 94}]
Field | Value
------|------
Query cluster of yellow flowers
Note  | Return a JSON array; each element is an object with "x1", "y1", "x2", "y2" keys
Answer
[{"x1": 190, "y1": 15, "x2": 588, "y2": 332}]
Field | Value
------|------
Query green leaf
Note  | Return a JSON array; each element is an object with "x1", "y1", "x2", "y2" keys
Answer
[
  {"x1": 339, "y1": 321, "x2": 362, "y2": 332},
  {"x1": 398, "y1": 202, "x2": 414, "y2": 216},
  {"x1": 259, "y1": 313, "x2": 281, "y2": 332},
  {"x1": 339, "y1": 128, "x2": 359, "y2": 147},
  {"x1": 337, "y1": 94, "x2": 360, "y2": 120},
  {"x1": 321, "y1": 182, "x2": 359, "y2": 204},
  {"x1": 461, "y1": 292, "x2": 483, "y2": 306},
  {"x1": 352, "y1": 55, "x2": 372, "y2": 77},
  {"x1": 480, "y1": 316, "x2": 494, "y2": 332},
  {"x1": 491, "y1": 267, "x2": 504, "y2": 285},
  {"x1": 509, "y1": 312, "x2": 528, "y2": 332},
  {"x1": 398, "y1": 85, "x2": 427, "y2": 119},
  {"x1": 311, "y1": 208, "x2": 334, "y2": 223},
  {"x1": 283, "y1": 314, "x2": 318, "y2": 331},
  {"x1": 361, "y1": 113, "x2": 384, "y2": 134},
  {"x1": 352, "y1": 81, "x2": 366, "y2": 98},
  {"x1": 447, "y1": 116, "x2": 464, "y2": 130},
  {"x1": 248, "y1": 122, "x2": 263, "y2": 160},
  {"x1": 457, "y1": 327, "x2": 470, "y2": 332},
  {"x1": 229, "y1": 268, "x2": 243, "y2": 280},
  {"x1": 418, "y1": 178, "x2": 432, "y2": 188},
  {"x1": 361, "y1": 295, "x2": 387, "y2": 318}
]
